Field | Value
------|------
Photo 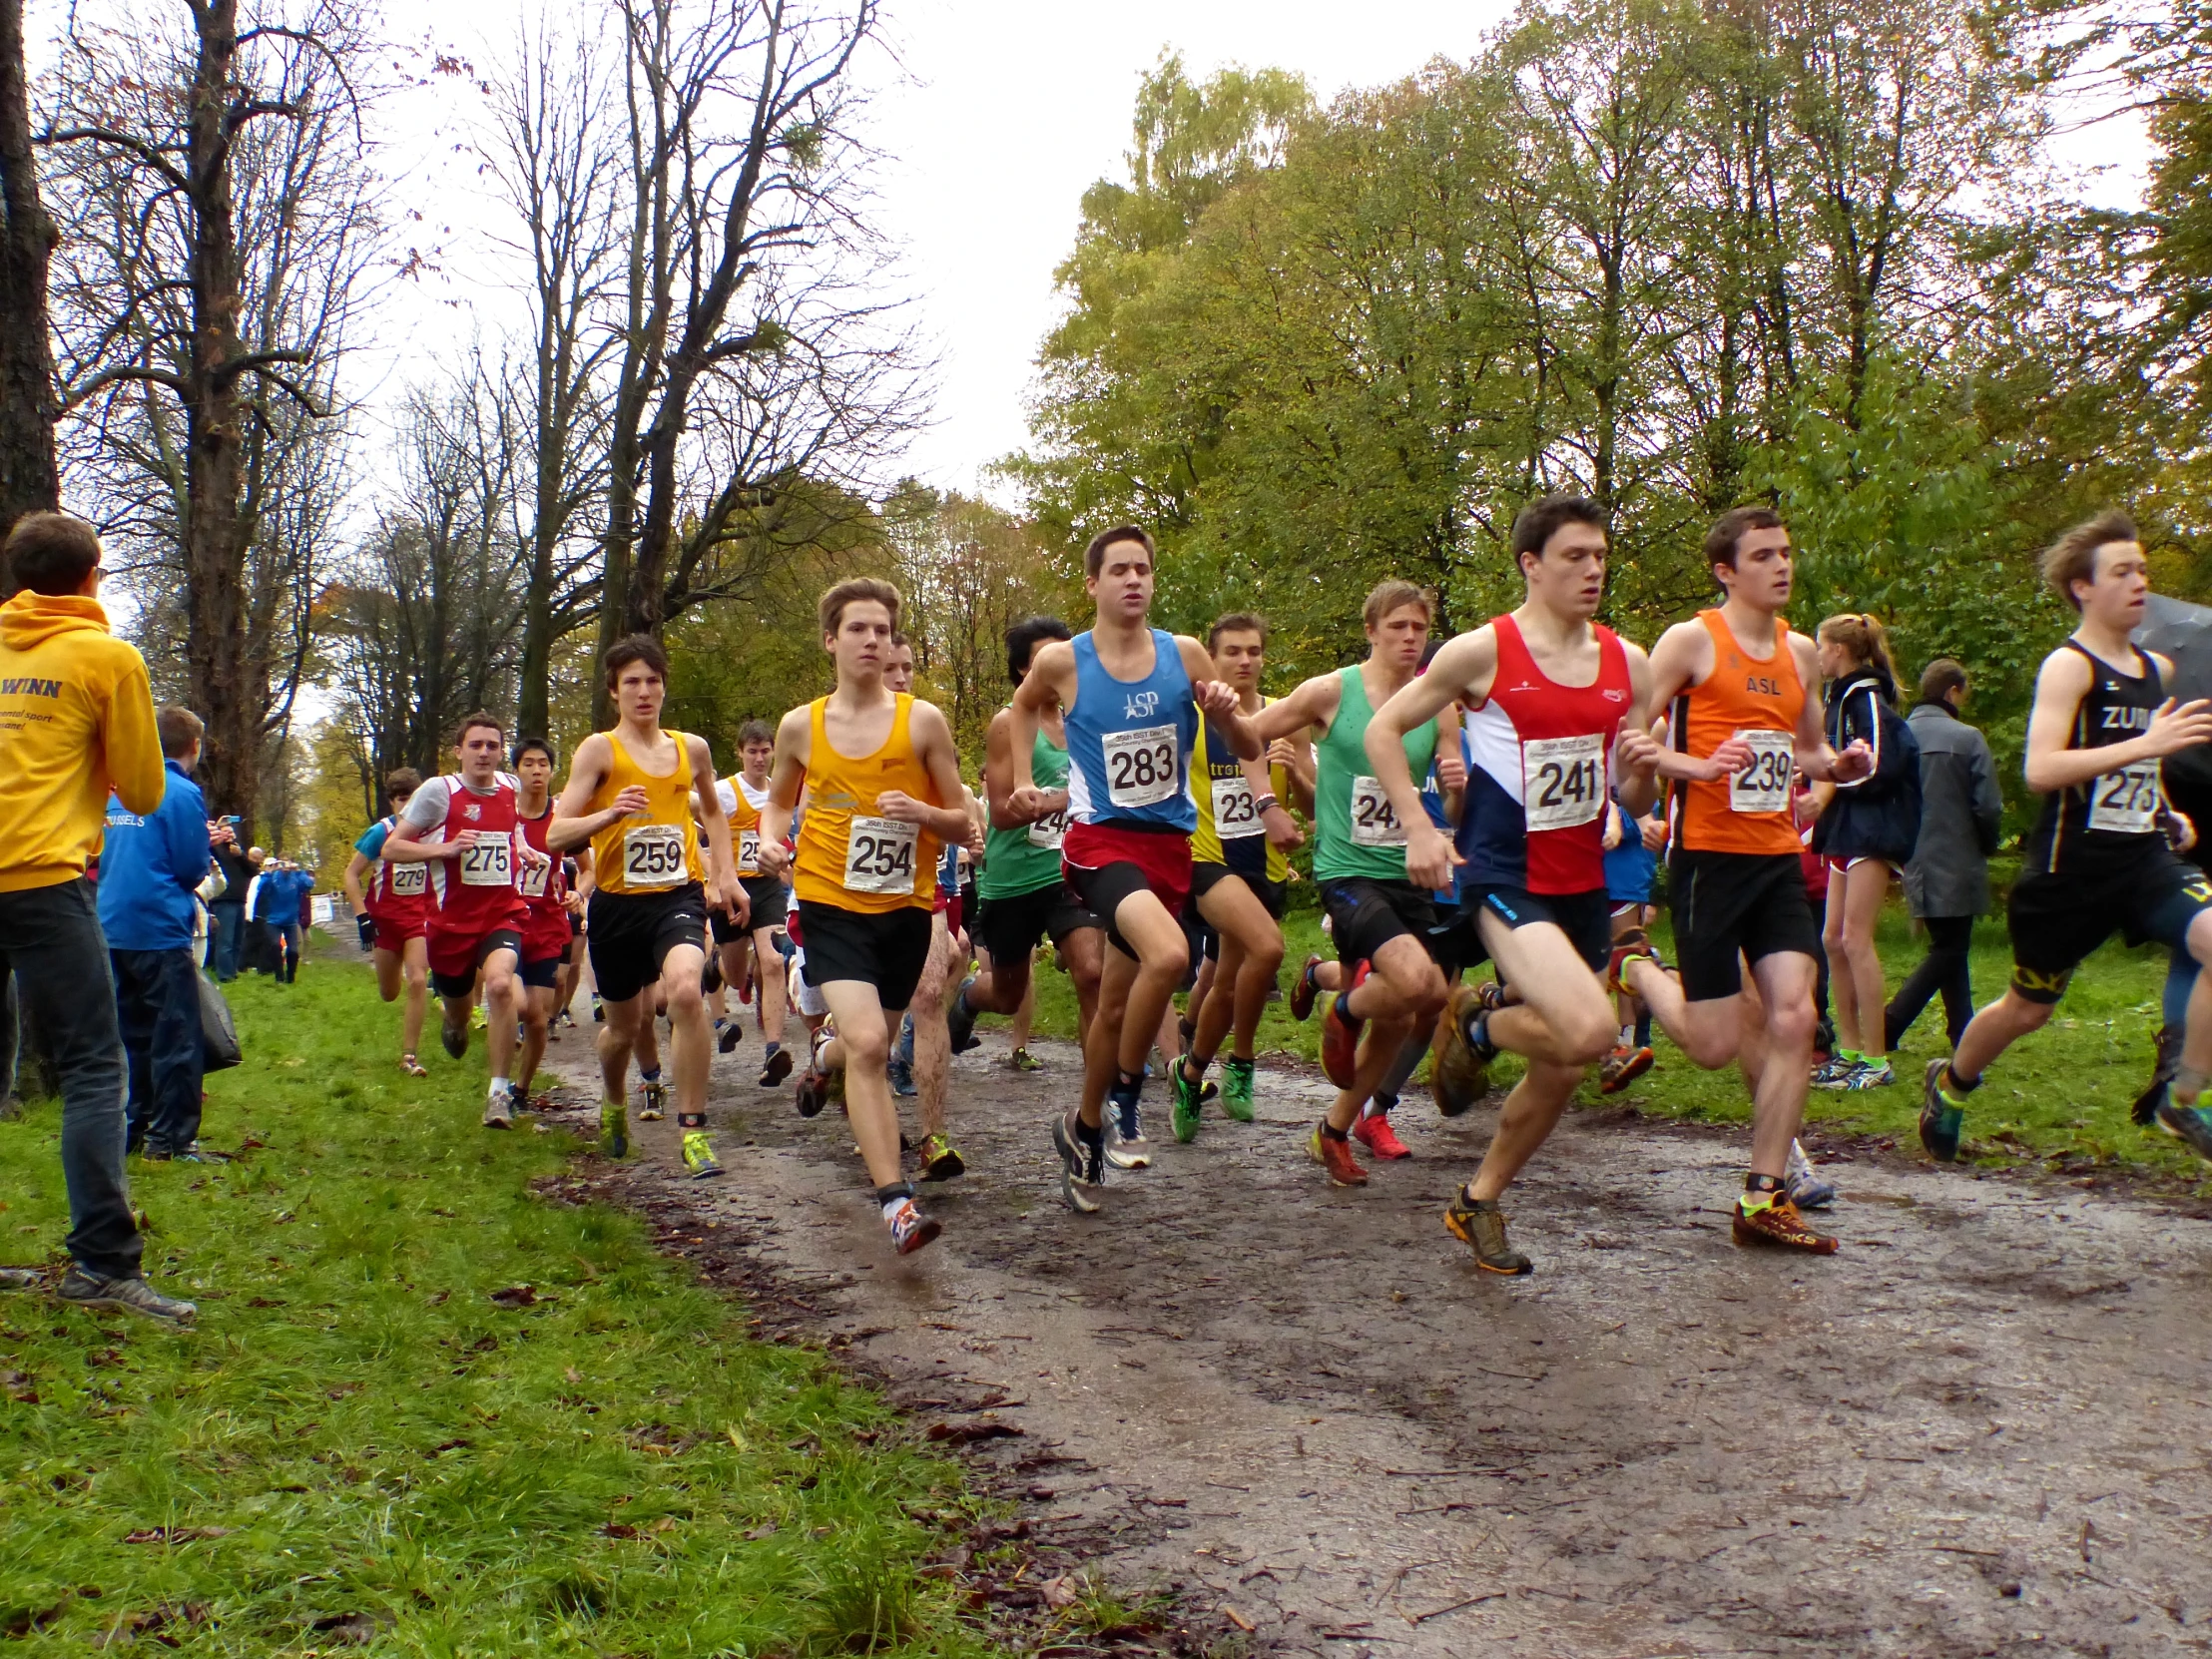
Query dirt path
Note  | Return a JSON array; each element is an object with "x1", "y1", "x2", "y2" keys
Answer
[{"x1": 539, "y1": 1031, "x2": 2212, "y2": 1659}]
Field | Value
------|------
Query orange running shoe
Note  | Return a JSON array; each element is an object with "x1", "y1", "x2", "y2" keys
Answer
[
  {"x1": 1353, "y1": 1111, "x2": 1411, "y2": 1160},
  {"x1": 1731, "y1": 1191, "x2": 1839, "y2": 1254},
  {"x1": 1307, "y1": 1121, "x2": 1369, "y2": 1187},
  {"x1": 1289, "y1": 953, "x2": 1326, "y2": 1022},
  {"x1": 1320, "y1": 959, "x2": 1371, "y2": 1088},
  {"x1": 1597, "y1": 1044, "x2": 1655, "y2": 1095}
]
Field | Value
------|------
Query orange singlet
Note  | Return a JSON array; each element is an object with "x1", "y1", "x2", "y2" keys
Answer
[
  {"x1": 791, "y1": 694, "x2": 941, "y2": 913},
  {"x1": 1670, "y1": 609, "x2": 1805, "y2": 856}
]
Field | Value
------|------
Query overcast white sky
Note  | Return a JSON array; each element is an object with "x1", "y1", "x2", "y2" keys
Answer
[{"x1": 30, "y1": 0, "x2": 2158, "y2": 506}]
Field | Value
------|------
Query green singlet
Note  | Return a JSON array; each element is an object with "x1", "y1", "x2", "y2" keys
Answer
[
  {"x1": 979, "y1": 722, "x2": 1071, "y2": 900},
  {"x1": 1314, "y1": 664, "x2": 1437, "y2": 882}
]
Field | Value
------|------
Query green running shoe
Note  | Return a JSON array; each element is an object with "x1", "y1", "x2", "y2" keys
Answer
[
  {"x1": 681, "y1": 1127, "x2": 724, "y2": 1180},
  {"x1": 1919, "y1": 1058, "x2": 1964, "y2": 1163},
  {"x1": 1171, "y1": 1058, "x2": 1204, "y2": 1143},
  {"x1": 2155, "y1": 1100, "x2": 2212, "y2": 1165},
  {"x1": 1220, "y1": 1055, "x2": 1256, "y2": 1122},
  {"x1": 600, "y1": 1100, "x2": 629, "y2": 1161}
]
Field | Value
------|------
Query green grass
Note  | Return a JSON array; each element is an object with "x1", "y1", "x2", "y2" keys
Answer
[
  {"x1": 0, "y1": 954, "x2": 1000, "y2": 1656},
  {"x1": 1004, "y1": 893, "x2": 2211, "y2": 1185}
]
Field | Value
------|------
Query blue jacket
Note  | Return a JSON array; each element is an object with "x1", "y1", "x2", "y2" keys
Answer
[
  {"x1": 98, "y1": 759, "x2": 212, "y2": 952},
  {"x1": 254, "y1": 866, "x2": 311, "y2": 924}
]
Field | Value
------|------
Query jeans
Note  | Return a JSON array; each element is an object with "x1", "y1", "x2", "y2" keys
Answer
[
  {"x1": 275, "y1": 922, "x2": 302, "y2": 983},
  {"x1": 211, "y1": 901, "x2": 246, "y2": 981},
  {"x1": 111, "y1": 946, "x2": 205, "y2": 1155},
  {"x1": 0, "y1": 880, "x2": 139, "y2": 1280},
  {"x1": 1886, "y1": 914, "x2": 1976, "y2": 1051}
]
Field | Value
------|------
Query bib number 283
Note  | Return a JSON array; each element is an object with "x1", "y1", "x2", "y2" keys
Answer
[
  {"x1": 1102, "y1": 725, "x2": 1178, "y2": 810},
  {"x1": 844, "y1": 816, "x2": 918, "y2": 893}
]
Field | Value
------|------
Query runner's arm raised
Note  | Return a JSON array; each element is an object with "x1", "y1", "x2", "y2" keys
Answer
[
  {"x1": 1007, "y1": 641, "x2": 1074, "y2": 816},
  {"x1": 1642, "y1": 622, "x2": 1753, "y2": 783},
  {"x1": 985, "y1": 708, "x2": 1058, "y2": 830},
  {"x1": 1179, "y1": 637, "x2": 1262, "y2": 760},
  {"x1": 1246, "y1": 671, "x2": 1343, "y2": 745},
  {"x1": 2021, "y1": 647, "x2": 2212, "y2": 791},
  {"x1": 1368, "y1": 630, "x2": 1492, "y2": 891},
  {"x1": 1789, "y1": 635, "x2": 1874, "y2": 784},
  {"x1": 880, "y1": 702, "x2": 978, "y2": 844},
  {"x1": 688, "y1": 734, "x2": 747, "y2": 925},
  {"x1": 549, "y1": 736, "x2": 644, "y2": 850},
  {"x1": 382, "y1": 780, "x2": 460, "y2": 861},
  {"x1": 756, "y1": 708, "x2": 811, "y2": 876},
  {"x1": 1611, "y1": 641, "x2": 1663, "y2": 820}
]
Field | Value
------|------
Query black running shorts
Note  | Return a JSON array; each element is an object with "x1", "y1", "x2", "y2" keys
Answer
[
  {"x1": 710, "y1": 874, "x2": 790, "y2": 944},
  {"x1": 2007, "y1": 855, "x2": 2212, "y2": 1004},
  {"x1": 429, "y1": 928, "x2": 523, "y2": 1001},
  {"x1": 588, "y1": 882, "x2": 708, "y2": 1005},
  {"x1": 1459, "y1": 884, "x2": 1612, "y2": 974},
  {"x1": 1188, "y1": 863, "x2": 1287, "y2": 961},
  {"x1": 519, "y1": 953, "x2": 563, "y2": 991},
  {"x1": 796, "y1": 899, "x2": 933, "y2": 1012},
  {"x1": 973, "y1": 878, "x2": 1098, "y2": 966},
  {"x1": 1668, "y1": 849, "x2": 1821, "y2": 1001},
  {"x1": 1320, "y1": 876, "x2": 1442, "y2": 968}
]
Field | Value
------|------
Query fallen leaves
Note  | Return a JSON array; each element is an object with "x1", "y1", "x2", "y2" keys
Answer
[
  {"x1": 488, "y1": 1284, "x2": 537, "y2": 1308},
  {"x1": 122, "y1": 1527, "x2": 231, "y2": 1545},
  {"x1": 925, "y1": 1418, "x2": 1024, "y2": 1445}
]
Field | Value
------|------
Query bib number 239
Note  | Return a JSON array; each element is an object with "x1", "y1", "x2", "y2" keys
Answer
[
  {"x1": 1350, "y1": 776, "x2": 1407, "y2": 847},
  {"x1": 1728, "y1": 730, "x2": 1794, "y2": 815},
  {"x1": 1211, "y1": 774, "x2": 1263, "y2": 839},
  {"x1": 845, "y1": 816, "x2": 918, "y2": 893},
  {"x1": 1103, "y1": 725, "x2": 1178, "y2": 810},
  {"x1": 623, "y1": 824, "x2": 687, "y2": 887}
]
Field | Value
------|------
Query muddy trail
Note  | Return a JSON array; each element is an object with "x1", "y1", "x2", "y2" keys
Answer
[{"x1": 535, "y1": 1029, "x2": 2212, "y2": 1659}]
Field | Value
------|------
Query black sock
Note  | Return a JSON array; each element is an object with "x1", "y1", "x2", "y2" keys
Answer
[
  {"x1": 1634, "y1": 1010, "x2": 1652, "y2": 1049},
  {"x1": 1112, "y1": 1069, "x2": 1144, "y2": 1102},
  {"x1": 1322, "y1": 1121, "x2": 1351, "y2": 1142},
  {"x1": 1745, "y1": 1172, "x2": 1784, "y2": 1196},
  {"x1": 678, "y1": 1113, "x2": 704, "y2": 1129},
  {"x1": 1182, "y1": 1053, "x2": 1210, "y2": 1080},
  {"x1": 874, "y1": 1181, "x2": 913, "y2": 1205},
  {"x1": 1075, "y1": 1117, "x2": 1103, "y2": 1148},
  {"x1": 1945, "y1": 1065, "x2": 1981, "y2": 1094}
]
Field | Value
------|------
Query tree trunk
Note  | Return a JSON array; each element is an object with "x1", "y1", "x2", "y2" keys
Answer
[
  {"x1": 0, "y1": 0, "x2": 59, "y2": 545},
  {"x1": 182, "y1": 0, "x2": 257, "y2": 830}
]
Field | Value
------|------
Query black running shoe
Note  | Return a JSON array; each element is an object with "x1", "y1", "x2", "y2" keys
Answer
[
  {"x1": 1920, "y1": 1057, "x2": 1964, "y2": 1163},
  {"x1": 2134, "y1": 1025, "x2": 2181, "y2": 1127},
  {"x1": 440, "y1": 1007, "x2": 468, "y2": 1060},
  {"x1": 2155, "y1": 1100, "x2": 2212, "y2": 1164},
  {"x1": 1051, "y1": 1109, "x2": 1104, "y2": 1214},
  {"x1": 946, "y1": 977, "x2": 981, "y2": 1054},
  {"x1": 57, "y1": 1268, "x2": 196, "y2": 1327},
  {"x1": 759, "y1": 1046, "x2": 794, "y2": 1088},
  {"x1": 718, "y1": 1019, "x2": 743, "y2": 1054}
]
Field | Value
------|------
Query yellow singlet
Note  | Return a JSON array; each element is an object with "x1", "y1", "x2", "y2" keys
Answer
[
  {"x1": 792, "y1": 695, "x2": 940, "y2": 913},
  {"x1": 589, "y1": 729, "x2": 705, "y2": 894}
]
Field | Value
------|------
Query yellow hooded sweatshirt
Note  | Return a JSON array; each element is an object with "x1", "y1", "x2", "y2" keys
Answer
[{"x1": 0, "y1": 591, "x2": 165, "y2": 892}]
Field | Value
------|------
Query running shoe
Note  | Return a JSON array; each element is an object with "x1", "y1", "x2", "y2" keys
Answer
[
  {"x1": 916, "y1": 1131, "x2": 966, "y2": 1182},
  {"x1": 1919, "y1": 1058, "x2": 1964, "y2": 1163},
  {"x1": 1785, "y1": 1139, "x2": 1838, "y2": 1209},
  {"x1": 1308, "y1": 1121, "x2": 1369, "y2": 1187},
  {"x1": 1731, "y1": 1190, "x2": 1840, "y2": 1253},
  {"x1": 2154, "y1": 1100, "x2": 2212, "y2": 1164},
  {"x1": 886, "y1": 1197, "x2": 942, "y2": 1256},
  {"x1": 946, "y1": 978, "x2": 980, "y2": 1054},
  {"x1": 1597, "y1": 1043, "x2": 1655, "y2": 1095},
  {"x1": 1811, "y1": 1054, "x2": 1859, "y2": 1089},
  {"x1": 0, "y1": 1267, "x2": 43, "y2": 1292},
  {"x1": 1353, "y1": 1110, "x2": 1411, "y2": 1161},
  {"x1": 1431, "y1": 979, "x2": 1502, "y2": 1117},
  {"x1": 472, "y1": 1004, "x2": 488, "y2": 1031},
  {"x1": 56, "y1": 1268, "x2": 196, "y2": 1328},
  {"x1": 1106, "y1": 1093, "x2": 1151, "y2": 1170},
  {"x1": 681, "y1": 1128, "x2": 725, "y2": 1180},
  {"x1": 2133, "y1": 1025, "x2": 2181, "y2": 1126},
  {"x1": 1290, "y1": 953, "x2": 1325, "y2": 1022},
  {"x1": 599, "y1": 1100, "x2": 629, "y2": 1160},
  {"x1": 400, "y1": 1053, "x2": 428, "y2": 1079},
  {"x1": 1844, "y1": 1058, "x2": 1895, "y2": 1089},
  {"x1": 718, "y1": 1020, "x2": 743, "y2": 1054},
  {"x1": 1606, "y1": 928, "x2": 1662, "y2": 996},
  {"x1": 1004, "y1": 1047, "x2": 1044, "y2": 1073},
  {"x1": 1320, "y1": 960, "x2": 1372, "y2": 1088},
  {"x1": 1171, "y1": 1060, "x2": 1204, "y2": 1144},
  {"x1": 1220, "y1": 1055, "x2": 1256, "y2": 1122},
  {"x1": 1052, "y1": 1108, "x2": 1104, "y2": 1214},
  {"x1": 888, "y1": 1055, "x2": 917, "y2": 1099},
  {"x1": 759, "y1": 1046, "x2": 794, "y2": 1088},
  {"x1": 440, "y1": 1007, "x2": 468, "y2": 1060},
  {"x1": 482, "y1": 1086, "x2": 515, "y2": 1130},
  {"x1": 1443, "y1": 1191, "x2": 1531, "y2": 1275},
  {"x1": 795, "y1": 1065, "x2": 830, "y2": 1119},
  {"x1": 637, "y1": 1078, "x2": 668, "y2": 1121}
]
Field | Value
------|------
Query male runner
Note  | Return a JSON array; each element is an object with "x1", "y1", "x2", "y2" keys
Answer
[
  {"x1": 513, "y1": 738, "x2": 581, "y2": 1106},
  {"x1": 1243, "y1": 582, "x2": 1448, "y2": 1187},
  {"x1": 343, "y1": 767, "x2": 431, "y2": 1077},
  {"x1": 383, "y1": 714, "x2": 548, "y2": 1128},
  {"x1": 1611, "y1": 506, "x2": 1872, "y2": 1252},
  {"x1": 1923, "y1": 511, "x2": 2212, "y2": 1164},
  {"x1": 713, "y1": 719, "x2": 794, "y2": 1083},
  {"x1": 758, "y1": 580, "x2": 973, "y2": 1253},
  {"x1": 1366, "y1": 496, "x2": 1661, "y2": 1272},
  {"x1": 1009, "y1": 527, "x2": 1256, "y2": 1210},
  {"x1": 945, "y1": 618, "x2": 1107, "y2": 1077},
  {"x1": 549, "y1": 637, "x2": 743, "y2": 1178},
  {"x1": 1168, "y1": 613, "x2": 1300, "y2": 1140}
]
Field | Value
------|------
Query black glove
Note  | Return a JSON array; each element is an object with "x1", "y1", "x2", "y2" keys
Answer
[{"x1": 356, "y1": 911, "x2": 375, "y2": 950}]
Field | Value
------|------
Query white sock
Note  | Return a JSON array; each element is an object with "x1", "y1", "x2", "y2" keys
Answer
[
  {"x1": 880, "y1": 1196, "x2": 908, "y2": 1222},
  {"x1": 1620, "y1": 1023, "x2": 1634, "y2": 1046}
]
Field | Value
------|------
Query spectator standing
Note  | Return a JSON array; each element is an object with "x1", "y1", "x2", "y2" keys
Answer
[
  {"x1": 0, "y1": 512, "x2": 193, "y2": 1327},
  {"x1": 266, "y1": 859, "x2": 309, "y2": 982},
  {"x1": 208, "y1": 830, "x2": 251, "y2": 981},
  {"x1": 98, "y1": 706, "x2": 220, "y2": 1160},
  {"x1": 241, "y1": 847, "x2": 274, "y2": 974},
  {"x1": 1885, "y1": 658, "x2": 2003, "y2": 1051}
]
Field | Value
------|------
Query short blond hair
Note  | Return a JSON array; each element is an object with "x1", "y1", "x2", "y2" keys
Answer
[
  {"x1": 1362, "y1": 580, "x2": 1432, "y2": 630},
  {"x1": 820, "y1": 577, "x2": 902, "y2": 638}
]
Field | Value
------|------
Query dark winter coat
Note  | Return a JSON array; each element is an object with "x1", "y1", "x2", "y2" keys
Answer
[{"x1": 1901, "y1": 699, "x2": 2002, "y2": 918}]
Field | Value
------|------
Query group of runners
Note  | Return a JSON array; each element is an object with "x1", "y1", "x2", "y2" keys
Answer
[{"x1": 342, "y1": 497, "x2": 2212, "y2": 1269}]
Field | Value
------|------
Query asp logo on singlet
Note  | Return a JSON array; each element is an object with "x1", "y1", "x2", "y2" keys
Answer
[{"x1": 1124, "y1": 691, "x2": 1160, "y2": 720}]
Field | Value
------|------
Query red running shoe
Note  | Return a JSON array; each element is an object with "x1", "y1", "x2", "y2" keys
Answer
[
  {"x1": 1307, "y1": 1121, "x2": 1369, "y2": 1187},
  {"x1": 1353, "y1": 1111, "x2": 1412, "y2": 1161},
  {"x1": 1320, "y1": 959, "x2": 1371, "y2": 1088},
  {"x1": 1289, "y1": 953, "x2": 1325, "y2": 1022}
]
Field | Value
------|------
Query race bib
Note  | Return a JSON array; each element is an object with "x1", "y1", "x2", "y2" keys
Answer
[
  {"x1": 1102, "y1": 724, "x2": 1178, "y2": 810},
  {"x1": 459, "y1": 831, "x2": 513, "y2": 888},
  {"x1": 387, "y1": 861, "x2": 427, "y2": 896},
  {"x1": 1727, "y1": 730, "x2": 1794, "y2": 815},
  {"x1": 622, "y1": 823, "x2": 687, "y2": 888},
  {"x1": 1349, "y1": 775, "x2": 1407, "y2": 847},
  {"x1": 844, "y1": 816, "x2": 918, "y2": 894},
  {"x1": 738, "y1": 830, "x2": 762, "y2": 873},
  {"x1": 2089, "y1": 762, "x2": 2162, "y2": 834},
  {"x1": 1026, "y1": 802, "x2": 1069, "y2": 850},
  {"x1": 1211, "y1": 773, "x2": 1264, "y2": 839},
  {"x1": 518, "y1": 857, "x2": 550, "y2": 900},
  {"x1": 1522, "y1": 734, "x2": 1606, "y2": 832}
]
